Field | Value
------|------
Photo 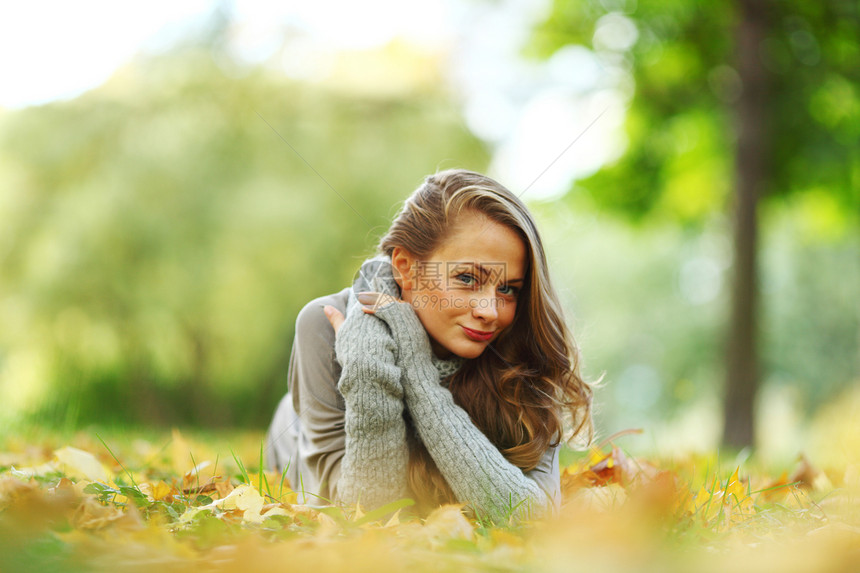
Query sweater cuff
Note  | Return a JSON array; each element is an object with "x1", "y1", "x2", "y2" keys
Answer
[
  {"x1": 335, "y1": 294, "x2": 401, "y2": 396},
  {"x1": 373, "y1": 301, "x2": 433, "y2": 361}
]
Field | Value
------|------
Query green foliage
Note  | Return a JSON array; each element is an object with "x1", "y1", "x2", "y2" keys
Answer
[
  {"x1": 0, "y1": 44, "x2": 489, "y2": 428},
  {"x1": 530, "y1": 0, "x2": 860, "y2": 223},
  {"x1": 532, "y1": 197, "x2": 858, "y2": 435},
  {"x1": 527, "y1": 0, "x2": 860, "y2": 438}
]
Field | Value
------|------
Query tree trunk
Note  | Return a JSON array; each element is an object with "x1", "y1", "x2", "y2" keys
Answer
[{"x1": 722, "y1": 0, "x2": 770, "y2": 449}]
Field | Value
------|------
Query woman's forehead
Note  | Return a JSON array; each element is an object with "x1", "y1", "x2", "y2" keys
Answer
[{"x1": 429, "y1": 212, "x2": 527, "y2": 280}]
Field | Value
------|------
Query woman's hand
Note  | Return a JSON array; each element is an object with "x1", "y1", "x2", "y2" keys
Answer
[
  {"x1": 322, "y1": 305, "x2": 346, "y2": 334},
  {"x1": 323, "y1": 292, "x2": 400, "y2": 335}
]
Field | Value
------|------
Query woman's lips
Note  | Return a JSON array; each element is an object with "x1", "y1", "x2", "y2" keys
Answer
[{"x1": 461, "y1": 326, "x2": 494, "y2": 342}]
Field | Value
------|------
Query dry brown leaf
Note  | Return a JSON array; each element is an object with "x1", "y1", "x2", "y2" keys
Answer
[
  {"x1": 561, "y1": 445, "x2": 647, "y2": 493},
  {"x1": 789, "y1": 454, "x2": 819, "y2": 490},
  {"x1": 181, "y1": 460, "x2": 213, "y2": 492},
  {"x1": 0, "y1": 476, "x2": 38, "y2": 508},
  {"x1": 48, "y1": 477, "x2": 77, "y2": 497},
  {"x1": 182, "y1": 481, "x2": 217, "y2": 495},
  {"x1": 214, "y1": 479, "x2": 235, "y2": 500},
  {"x1": 628, "y1": 470, "x2": 683, "y2": 517},
  {"x1": 72, "y1": 497, "x2": 143, "y2": 531},
  {"x1": 761, "y1": 471, "x2": 791, "y2": 502}
]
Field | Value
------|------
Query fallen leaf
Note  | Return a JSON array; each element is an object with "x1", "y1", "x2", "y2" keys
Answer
[
  {"x1": 0, "y1": 476, "x2": 38, "y2": 508},
  {"x1": 72, "y1": 497, "x2": 143, "y2": 531},
  {"x1": 181, "y1": 460, "x2": 213, "y2": 491},
  {"x1": 761, "y1": 472, "x2": 791, "y2": 502},
  {"x1": 568, "y1": 483, "x2": 628, "y2": 512},
  {"x1": 191, "y1": 484, "x2": 267, "y2": 524},
  {"x1": 55, "y1": 447, "x2": 112, "y2": 482},
  {"x1": 789, "y1": 454, "x2": 819, "y2": 490},
  {"x1": 9, "y1": 462, "x2": 59, "y2": 480},
  {"x1": 261, "y1": 505, "x2": 290, "y2": 519},
  {"x1": 383, "y1": 509, "x2": 402, "y2": 528},
  {"x1": 422, "y1": 504, "x2": 474, "y2": 543},
  {"x1": 138, "y1": 480, "x2": 174, "y2": 502},
  {"x1": 171, "y1": 428, "x2": 193, "y2": 474}
]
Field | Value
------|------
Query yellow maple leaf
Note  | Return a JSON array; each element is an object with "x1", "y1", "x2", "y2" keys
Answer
[
  {"x1": 211, "y1": 484, "x2": 266, "y2": 523},
  {"x1": 725, "y1": 468, "x2": 747, "y2": 503},
  {"x1": 138, "y1": 480, "x2": 173, "y2": 502}
]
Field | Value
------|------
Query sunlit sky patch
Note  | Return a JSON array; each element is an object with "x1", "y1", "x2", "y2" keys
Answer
[{"x1": 0, "y1": 0, "x2": 627, "y2": 200}]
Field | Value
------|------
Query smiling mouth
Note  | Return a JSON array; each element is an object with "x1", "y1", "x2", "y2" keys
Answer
[{"x1": 461, "y1": 326, "x2": 494, "y2": 342}]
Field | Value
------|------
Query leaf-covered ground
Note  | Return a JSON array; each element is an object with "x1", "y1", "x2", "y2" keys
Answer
[{"x1": 1, "y1": 428, "x2": 858, "y2": 573}]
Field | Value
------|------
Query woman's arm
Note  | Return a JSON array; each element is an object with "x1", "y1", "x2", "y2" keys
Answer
[
  {"x1": 373, "y1": 301, "x2": 558, "y2": 523},
  {"x1": 332, "y1": 289, "x2": 411, "y2": 510},
  {"x1": 266, "y1": 291, "x2": 348, "y2": 502},
  {"x1": 268, "y1": 256, "x2": 411, "y2": 510}
]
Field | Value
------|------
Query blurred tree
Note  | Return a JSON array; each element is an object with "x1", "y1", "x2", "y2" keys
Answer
[
  {"x1": 530, "y1": 0, "x2": 860, "y2": 447},
  {"x1": 0, "y1": 36, "x2": 488, "y2": 428}
]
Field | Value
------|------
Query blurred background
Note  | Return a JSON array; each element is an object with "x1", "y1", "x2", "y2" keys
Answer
[{"x1": 0, "y1": 0, "x2": 857, "y2": 464}]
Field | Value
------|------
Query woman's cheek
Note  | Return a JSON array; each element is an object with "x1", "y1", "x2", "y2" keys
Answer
[
  {"x1": 500, "y1": 296, "x2": 516, "y2": 316},
  {"x1": 447, "y1": 292, "x2": 472, "y2": 315}
]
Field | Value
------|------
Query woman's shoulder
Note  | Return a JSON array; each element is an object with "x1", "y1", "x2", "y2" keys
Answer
[{"x1": 295, "y1": 287, "x2": 350, "y2": 334}]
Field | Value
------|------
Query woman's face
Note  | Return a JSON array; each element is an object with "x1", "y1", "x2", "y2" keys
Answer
[{"x1": 394, "y1": 209, "x2": 527, "y2": 360}]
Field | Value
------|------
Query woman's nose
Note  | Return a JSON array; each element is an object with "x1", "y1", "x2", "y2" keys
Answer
[{"x1": 471, "y1": 292, "x2": 499, "y2": 322}]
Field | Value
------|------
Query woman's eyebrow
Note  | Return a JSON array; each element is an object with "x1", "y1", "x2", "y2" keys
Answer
[{"x1": 468, "y1": 262, "x2": 524, "y2": 284}]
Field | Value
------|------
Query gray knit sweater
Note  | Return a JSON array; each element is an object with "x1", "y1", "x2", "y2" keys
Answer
[{"x1": 333, "y1": 256, "x2": 559, "y2": 522}]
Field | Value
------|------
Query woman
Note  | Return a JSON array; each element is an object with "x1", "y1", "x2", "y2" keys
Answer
[{"x1": 266, "y1": 169, "x2": 592, "y2": 522}]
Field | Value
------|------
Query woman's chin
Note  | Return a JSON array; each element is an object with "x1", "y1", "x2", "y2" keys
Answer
[
  {"x1": 430, "y1": 335, "x2": 491, "y2": 360},
  {"x1": 448, "y1": 342, "x2": 489, "y2": 360}
]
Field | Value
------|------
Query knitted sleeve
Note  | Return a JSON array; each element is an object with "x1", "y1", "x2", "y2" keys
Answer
[
  {"x1": 332, "y1": 288, "x2": 410, "y2": 510},
  {"x1": 373, "y1": 301, "x2": 556, "y2": 523}
]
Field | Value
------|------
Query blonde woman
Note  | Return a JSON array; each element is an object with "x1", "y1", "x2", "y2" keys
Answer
[{"x1": 266, "y1": 169, "x2": 592, "y2": 521}]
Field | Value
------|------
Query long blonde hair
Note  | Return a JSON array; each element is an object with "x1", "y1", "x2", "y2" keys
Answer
[{"x1": 378, "y1": 169, "x2": 593, "y2": 510}]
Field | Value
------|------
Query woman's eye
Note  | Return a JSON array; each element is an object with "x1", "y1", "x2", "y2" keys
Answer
[
  {"x1": 455, "y1": 273, "x2": 477, "y2": 286},
  {"x1": 498, "y1": 284, "x2": 520, "y2": 297}
]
